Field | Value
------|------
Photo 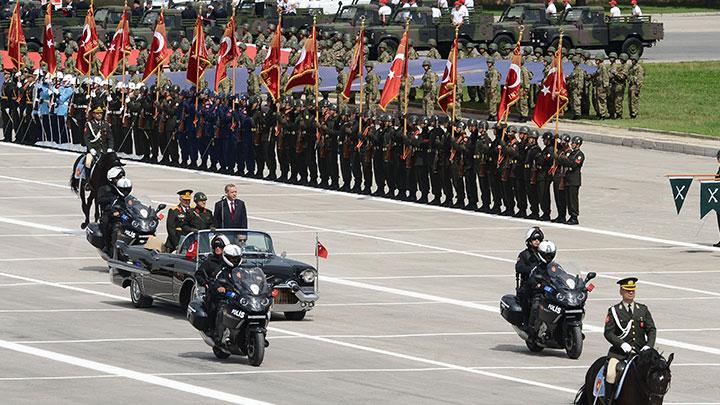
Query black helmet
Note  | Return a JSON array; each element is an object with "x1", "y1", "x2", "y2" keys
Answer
[
  {"x1": 561, "y1": 134, "x2": 571, "y2": 144},
  {"x1": 211, "y1": 234, "x2": 230, "y2": 251},
  {"x1": 537, "y1": 240, "x2": 557, "y2": 264},
  {"x1": 571, "y1": 135, "x2": 583, "y2": 146},
  {"x1": 467, "y1": 118, "x2": 478, "y2": 127},
  {"x1": 519, "y1": 126, "x2": 529, "y2": 134},
  {"x1": 116, "y1": 178, "x2": 132, "y2": 197},
  {"x1": 222, "y1": 244, "x2": 244, "y2": 267},
  {"x1": 455, "y1": 120, "x2": 466, "y2": 130},
  {"x1": 479, "y1": 120, "x2": 489, "y2": 131},
  {"x1": 525, "y1": 226, "x2": 544, "y2": 246},
  {"x1": 193, "y1": 192, "x2": 207, "y2": 202},
  {"x1": 542, "y1": 131, "x2": 553, "y2": 141},
  {"x1": 528, "y1": 129, "x2": 539, "y2": 139}
]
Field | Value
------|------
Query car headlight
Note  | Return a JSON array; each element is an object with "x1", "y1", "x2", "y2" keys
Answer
[{"x1": 300, "y1": 269, "x2": 317, "y2": 283}]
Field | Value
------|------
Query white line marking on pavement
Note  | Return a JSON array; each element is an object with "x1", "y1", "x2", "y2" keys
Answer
[
  {"x1": 336, "y1": 274, "x2": 508, "y2": 280},
  {"x1": 0, "y1": 256, "x2": 97, "y2": 262},
  {"x1": 0, "y1": 233, "x2": 76, "y2": 238},
  {"x1": 0, "y1": 174, "x2": 69, "y2": 189},
  {"x1": 269, "y1": 326, "x2": 577, "y2": 394},
  {"x1": 14, "y1": 337, "x2": 201, "y2": 344},
  {"x1": 0, "y1": 308, "x2": 132, "y2": 313},
  {"x1": 255, "y1": 209, "x2": 432, "y2": 214},
  {"x1": 0, "y1": 375, "x2": 117, "y2": 381},
  {"x1": 0, "y1": 340, "x2": 274, "y2": 405},
  {"x1": 0, "y1": 196, "x2": 76, "y2": 200},
  {"x1": 0, "y1": 216, "x2": 78, "y2": 234},
  {"x1": 320, "y1": 301, "x2": 437, "y2": 307}
]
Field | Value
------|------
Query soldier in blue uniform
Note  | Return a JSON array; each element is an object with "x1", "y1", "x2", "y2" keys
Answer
[
  {"x1": 217, "y1": 95, "x2": 236, "y2": 174},
  {"x1": 36, "y1": 78, "x2": 52, "y2": 142},
  {"x1": 236, "y1": 98, "x2": 255, "y2": 177},
  {"x1": 179, "y1": 91, "x2": 196, "y2": 168},
  {"x1": 55, "y1": 77, "x2": 74, "y2": 144}
]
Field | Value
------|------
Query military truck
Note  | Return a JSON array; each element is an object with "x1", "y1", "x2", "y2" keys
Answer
[
  {"x1": 529, "y1": 7, "x2": 664, "y2": 57},
  {"x1": 319, "y1": 5, "x2": 493, "y2": 58},
  {"x1": 61, "y1": 6, "x2": 155, "y2": 49},
  {"x1": 0, "y1": 0, "x2": 86, "y2": 51},
  {"x1": 232, "y1": 0, "x2": 329, "y2": 34},
  {"x1": 491, "y1": 3, "x2": 556, "y2": 50}
]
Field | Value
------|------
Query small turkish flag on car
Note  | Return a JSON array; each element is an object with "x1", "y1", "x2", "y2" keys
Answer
[{"x1": 316, "y1": 241, "x2": 328, "y2": 259}]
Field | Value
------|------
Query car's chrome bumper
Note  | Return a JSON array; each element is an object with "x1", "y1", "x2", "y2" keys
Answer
[{"x1": 272, "y1": 284, "x2": 318, "y2": 313}]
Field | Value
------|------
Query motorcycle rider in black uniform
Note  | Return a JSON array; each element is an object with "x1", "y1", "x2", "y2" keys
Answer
[
  {"x1": 194, "y1": 235, "x2": 231, "y2": 335},
  {"x1": 515, "y1": 227, "x2": 544, "y2": 327},
  {"x1": 96, "y1": 167, "x2": 130, "y2": 256},
  {"x1": 212, "y1": 244, "x2": 245, "y2": 344},
  {"x1": 525, "y1": 240, "x2": 557, "y2": 341}
]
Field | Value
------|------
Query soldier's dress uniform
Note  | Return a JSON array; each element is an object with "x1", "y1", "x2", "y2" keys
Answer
[
  {"x1": 557, "y1": 141, "x2": 584, "y2": 225},
  {"x1": 604, "y1": 277, "x2": 656, "y2": 401},
  {"x1": 182, "y1": 205, "x2": 214, "y2": 233},
  {"x1": 165, "y1": 190, "x2": 193, "y2": 252},
  {"x1": 84, "y1": 107, "x2": 113, "y2": 153}
]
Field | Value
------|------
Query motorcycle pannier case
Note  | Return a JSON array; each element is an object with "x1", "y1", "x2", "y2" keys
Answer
[
  {"x1": 86, "y1": 223, "x2": 105, "y2": 250},
  {"x1": 500, "y1": 294, "x2": 524, "y2": 326},
  {"x1": 186, "y1": 298, "x2": 209, "y2": 331}
]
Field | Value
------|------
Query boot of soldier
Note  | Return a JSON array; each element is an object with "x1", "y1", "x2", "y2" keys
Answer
[
  {"x1": 566, "y1": 216, "x2": 579, "y2": 225},
  {"x1": 551, "y1": 216, "x2": 566, "y2": 224},
  {"x1": 417, "y1": 195, "x2": 428, "y2": 204},
  {"x1": 464, "y1": 202, "x2": 478, "y2": 211},
  {"x1": 604, "y1": 383, "x2": 616, "y2": 405},
  {"x1": 513, "y1": 209, "x2": 526, "y2": 218},
  {"x1": 539, "y1": 213, "x2": 551, "y2": 221},
  {"x1": 429, "y1": 197, "x2": 441, "y2": 206},
  {"x1": 489, "y1": 205, "x2": 501, "y2": 215}
]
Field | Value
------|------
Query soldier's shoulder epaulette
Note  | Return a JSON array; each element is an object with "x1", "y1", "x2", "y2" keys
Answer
[
  {"x1": 635, "y1": 302, "x2": 648, "y2": 310},
  {"x1": 170, "y1": 205, "x2": 180, "y2": 211}
]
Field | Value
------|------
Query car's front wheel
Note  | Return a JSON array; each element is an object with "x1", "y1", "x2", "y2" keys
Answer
[{"x1": 130, "y1": 278, "x2": 153, "y2": 308}]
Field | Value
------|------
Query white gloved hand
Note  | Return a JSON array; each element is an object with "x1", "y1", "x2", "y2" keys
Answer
[
  {"x1": 90, "y1": 148, "x2": 97, "y2": 156},
  {"x1": 641, "y1": 345, "x2": 651, "y2": 352},
  {"x1": 90, "y1": 91, "x2": 96, "y2": 98},
  {"x1": 106, "y1": 96, "x2": 112, "y2": 102},
  {"x1": 107, "y1": 148, "x2": 113, "y2": 153},
  {"x1": 621, "y1": 343, "x2": 632, "y2": 353}
]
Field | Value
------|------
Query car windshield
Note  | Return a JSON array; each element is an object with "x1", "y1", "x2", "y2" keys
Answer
[
  {"x1": 563, "y1": 9, "x2": 583, "y2": 22},
  {"x1": 232, "y1": 266, "x2": 268, "y2": 294},
  {"x1": 338, "y1": 7, "x2": 357, "y2": 20},
  {"x1": 142, "y1": 11, "x2": 159, "y2": 25},
  {"x1": 503, "y1": 6, "x2": 523, "y2": 20},
  {"x1": 179, "y1": 229, "x2": 275, "y2": 256}
]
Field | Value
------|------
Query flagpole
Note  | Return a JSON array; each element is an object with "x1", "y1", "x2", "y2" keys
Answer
[
  {"x1": 121, "y1": 0, "x2": 127, "y2": 115},
  {"x1": 402, "y1": 18, "x2": 410, "y2": 136},
  {"x1": 551, "y1": 30, "x2": 564, "y2": 170},
  {"x1": 315, "y1": 232, "x2": 319, "y2": 275},
  {"x1": 313, "y1": 16, "x2": 320, "y2": 143},
  {"x1": 358, "y1": 18, "x2": 365, "y2": 139},
  {"x1": 451, "y1": 24, "x2": 459, "y2": 134},
  {"x1": 195, "y1": 17, "x2": 200, "y2": 118}
]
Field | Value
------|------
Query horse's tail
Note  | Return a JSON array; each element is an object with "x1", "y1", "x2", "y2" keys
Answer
[
  {"x1": 573, "y1": 384, "x2": 587, "y2": 405},
  {"x1": 70, "y1": 154, "x2": 83, "y2": 195}
]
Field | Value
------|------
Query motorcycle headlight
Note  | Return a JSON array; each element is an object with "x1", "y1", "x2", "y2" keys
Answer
[
  {"x1": 261, "y1": 297, "x2": 270, "y2": 306},
  {"x1": 300, "y1": 269, "x2": 317, "y2": 283},
  {"x1": 131, "y1": 219, "x2": 140, "y2": 229},
  {"x1": 149, "y1": 220, "x2": 158, "y2": 229},
  {"x1": 556, "y1": 292, "x2": 565, "y2": 301},
  {"x1": 239, "y1": 297, "x2": 249, "y2": 306}
]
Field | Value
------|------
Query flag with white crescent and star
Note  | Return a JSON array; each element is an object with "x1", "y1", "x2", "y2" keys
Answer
[
  {"x1": 188, "y1": 16, "x2": 210, "y2": 88},
  {"x1": 379, "y1": 29, "x2": 409, "y2": 111},
  {"x1": 213, "y1": 15, "x2": 238, "y2": 91},
  {"x1": 41, "y1": 3, "x2": 57, "y2": 75},
  {"x1": 7, "y1": 1, "x2": 26, "y2": 71},
  {"x1": 497, "y1": 40, "x2": 523, "y2": 120},
  {"x1": 142, "y1": 9, "x2": 172, "y2": 82},
  {"x1": 437, "y1": 36, "x2": 458, "y2": 115},
  {"x1": 100, "y1": 7, "x2": 131, "y2": 79},
  {"x1": 75, "y1": 4, "x2": 99, "y2": 76},
  {"x1": 285, "y1": 22, "x2": 317, "y2": 92},
  {"x1": 341, "y1": 26, "x2": 364, "y2": 100},
  {"x1": 532, "y1": 48, "x2": 568, "y2": 128}
]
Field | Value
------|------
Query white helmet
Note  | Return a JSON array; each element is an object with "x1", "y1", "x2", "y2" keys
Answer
[
  {"x1": 106, "y1": 166, "x2": 125, "y2": 183},
  {"x1": 222, "y1": 244, "x2": 244, "y2": 267},
  {"x1": 537, "y1": 240, "x2": 557, "y2": 264},
  {"x1": 116, "y1": 178, "x2": 132, "y2": 197}
]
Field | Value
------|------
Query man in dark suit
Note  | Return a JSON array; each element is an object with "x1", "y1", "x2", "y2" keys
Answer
[{"x1": 214, "y1": 184, "x2": 248, "y2": 229}]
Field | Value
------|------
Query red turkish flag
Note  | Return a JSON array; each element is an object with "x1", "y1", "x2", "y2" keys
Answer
[
  {"x1": 285, "y1": 23, "x2": 317, "y2": 92},
  {"x1": 260, "y1": 19, "x2": 283, "y2": 102},
  {"x1": 6, "y1": 1, "x2": 25, "y2": 71},
  {"x1": 341, "y1": 27, "x2": 364, "y2": 100},
  {"x1": 42, "y1": 3, "x2": 57, "y2": 74},
  {"x1": 187, "y1": 16, "x2": 210, "y2": 88},
  {"x1": 100, "y1": 8, "x2": 131, "y2": 79},
  {"x1": 532, "y1": 48, "x2": 568, "y2": 128},
  {"x1": 379, "y1": 30, "x2": 409, "y2": 111},
  {"x1": 437, "y1": 36, "x2": 458, "y2": 115},
  {"x1": 497, "y1": 41, "x2": 523, "y2": 120},
  {"x1": 75, "y1": 5, "x2": 99, "y2": 76},
  {"x1": 214, "y1": 16, "x2": 239, "y2": 91},
  {"x1": 143, "y1": 9, "x2": 173, "y2": 81},
  {"x1": 316, "y1": 240, "x2": 328, "y2": 259}
]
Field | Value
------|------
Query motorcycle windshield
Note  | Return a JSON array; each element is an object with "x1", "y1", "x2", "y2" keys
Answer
[
  {"x1": 545, "y1": 263, "x2": 582, "y2": 291},
  {"x1": 121, "y1": 195, "x2": 158, "y2": 232},
  {"x1": 232, "y1": 267, "x2": 269, "y2": 296}
]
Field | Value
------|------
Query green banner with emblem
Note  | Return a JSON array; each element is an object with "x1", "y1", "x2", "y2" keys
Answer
[
  {"x1": 700, "y1": 181, "x2": 720, "y2": 219},
  {"x1": 668, "y1": 177, "x2": 693, "y2": 214}
]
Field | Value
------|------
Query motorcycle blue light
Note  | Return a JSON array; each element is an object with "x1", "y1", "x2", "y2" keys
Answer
[{"x1": 543, "y1": 285, "x2": 554, "y2": 293}]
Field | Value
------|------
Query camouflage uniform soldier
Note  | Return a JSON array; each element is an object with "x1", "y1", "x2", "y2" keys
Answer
[
  {"x1": 591, "y1": 53, "x2": 610, "y2": 119},
  {"x1": 484, "y1": 58, "x2": 501, "y2": 121},
  {"x1": 609, "y1": 52, "x2": 628, "y2": 119},
  {"x1": 466, "y1": 43, "x2": 481, "y2": 58},
  {"x1": 335, "y1": 63, "x2": 347, "y2": 107},
  {"x1": 179, "y1": 39, "x2": 191, "y2": 71},
  {"x1": 179, "y1": 31, "x2": 191, "y2": 52},
  {"x1": 487, "y1": 43, "x2": 498, "y2": 58},
  {"x1": 169, "y1": 42, "x2": 183, "y2": 72},
  {"x1": 254, "y1": 27, "x2": 266, "y2": 47},
  {"x1": 501, "y1": 44, "x2": 513, "y2": 60},
  {"x1": 237, "y1": 43, "x2": 252, "y2": 68},
  {"x1": 377, "y1": 43, "x2": 393, "y2": 63},
  {"x1": 62, "y1": 33, "x2": 79, "y2": 55},
  {"x1": 426, "y1": 39, "x2": 441, "y2": 59},
  {"x1": 567, "y1": 56, "x2": 586, "y2": 119},
  {"x1": 246, "y1": 64, "x2": 260, "y2": 97},
  {"x1": 580, "y1": 50, "x2": 592, "y2": 116},
  {"x1": 524, "y1": 46, "x2": 537, "y2": 62},
  {"x1": 255, "y1": 47, "x2": 268, "y2": 66},
  {"x1": 136, "y1": 42, "x2": 149, "y2": 71},
  {"x1": 421, "y1": 60, "x2": 438, "y2": 116},
  {"x1": 457, "y1": 42, "x2": 467, "y2": 59},
  {"x1": 286, "y1": 27, "x2": 299, "y2": 49},
  {"x1": 407, "y1": 40, "x2": 419, "y2": 60},
  {"x1": 364, "y1": 62, "x2": 380, "y2": 113},
  {"x1": 239, "y1": 24, "x2": 252, "y2": 44},
  {"x1": 517, "y1": 63, "x2": 531, "y2": 121},
  {"x1": 63, "y1": 48, "x2": 76, "y2": 74},
  {"x1": 318, "y1": 41, "x2": 335, "y2": 66},
  {"x1": 627, "y1": 55, "x2": 644, "y2": 119}
]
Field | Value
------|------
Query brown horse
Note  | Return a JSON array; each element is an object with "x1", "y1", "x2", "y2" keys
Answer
[{"x1": 574, "y1": 348, "x2": 673, "y2": 405}]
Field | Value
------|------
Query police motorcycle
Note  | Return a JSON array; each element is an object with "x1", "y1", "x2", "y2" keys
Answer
[
  {"x1": 187, "y1": 245, "x2": 273, "y2": 366},
  {"x1": 501, "y1": 241, "x2": 596, "y2": 359},
  {"x1": 86, "y1": 188, "x2": 166, "y2": 261}
]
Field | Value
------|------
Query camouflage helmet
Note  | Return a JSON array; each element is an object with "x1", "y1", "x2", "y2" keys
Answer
[
  {"x1": 608, "y1": 52, "x2": 618, "y2": 59},
  {"x1": 64, "y1": 32, "x2": 73, "y2": 40},
  {"x1": 619, "y1": 53, "x2": 629, "y2": 61},
  {"x1": 289, "y1": 26, "x2": 297, "y2": 34},
  {"x1": 268, "y1": 24, "x2": 276, "y2": 31},
  {"x1": 630, "y1": 54, "x2": 639, "y2": 61},
  {"x1": 422, "y1": 59, "x2": 431, "y2": 67},
  {"x1": 344, "y1": 41, "x2": 353, "y2": 49},
  {"x1": 595, "y1": 52, "x2": 604, "y2": 60},
  {"x1": 572, "y1": 55, "x2": 581, "y2": 63},
  {"x1": 524, "y1": 46, "x2": 533, "y2": 55},
  {"x1": 378, "y1": 42, "x2": 387, "y2": 49},
  {"x1": 534, "y1": 47, "x2": 542, "y2": 54},
  {"x1": 503, "y1": 43, "x2": 513, "y2": 51},
  {"x1": 343, "y1": 33, "x2": 351, "y2": 42},
  {"x1": 568, "y1": 48, "x2": 576, "y2": 56},
  {"x1": 583, "y1": 50, "x2": 591, "y2": 59},
  {"x1": 336, "y1": 62, "x2": 344, "y2": 70},
  {"x1": 242, "y1": 23, "x2": 250, "y2": 30},
  {"x1": 544, "y1": 55, "x2": 553, "y2": 63},
  {"x1": 180, "y1": 41, "x2": 190, "y2": 52},
  {"x1": 467, "y1": 42, "x2": 475, "y2": 49},
  {"x1": 478, "y1": 43, "x2": 487, "y2": 50},
  {"x1": 458, "y1": 42, "x2": 465, "y2": 49},
  {"x1": 256, "y1": 26, "x2": 263, "y2": 33},
  {"x1": 547, "y1": 46, "x2": 556, "y2": 53},
  {"x1": 299, "y1": 29, "x2": 308, "y2": 37},
  {"x1": 486, "y1": 57, "x2": 495, "y2": 64},
  {"x1": 365, "y1": 61, "x2": 374, "y2": 69},
  {"x1": 407, "y1": 38, "x2": 414, "y2": 46},
  {"x1": 428, "y1": 38, "x2": 437, "y2": 47},
  {"x1": 488, "y1": 43, "x2": 498, "y2": 51}
]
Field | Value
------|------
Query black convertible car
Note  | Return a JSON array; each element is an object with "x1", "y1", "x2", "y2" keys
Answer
[{"x1": 109, "y1": 229, "x2": 319, "y2": 320}]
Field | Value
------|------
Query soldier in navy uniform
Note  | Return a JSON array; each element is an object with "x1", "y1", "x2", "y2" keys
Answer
[
  {"x1": 165, "y1": 189, "x2": 193, "y2": 252},
  {"x1": 603, "y1": 277, "x2": 657, "y2": 404}
]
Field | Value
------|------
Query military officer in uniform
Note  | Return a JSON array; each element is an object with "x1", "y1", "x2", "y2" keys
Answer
[
  {"x1": 182, "y1": 192, "x2": 214, "y2": 233},
  {"x1": 84, "y1": 106, "x2": 113, "y2": 153},
  {"x1": 604, "y1": 277, "x2": 656, "y2": 404},
  {"x1": 556, "y1": 135, "x2": 584, "y2": 225},
  {"x1": 165, "y1": 189, "x2": 193, "y2": 252}
]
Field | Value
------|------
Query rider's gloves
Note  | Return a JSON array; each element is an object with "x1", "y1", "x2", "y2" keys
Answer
[{"x1": 621, "y1": 342, "x2": 632, "y2": 353}]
